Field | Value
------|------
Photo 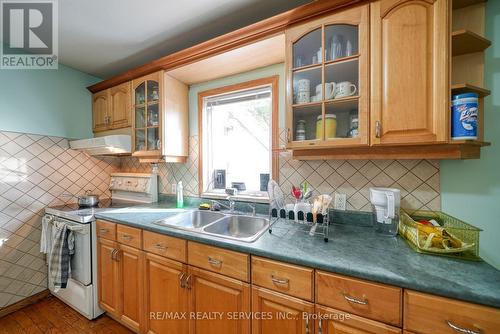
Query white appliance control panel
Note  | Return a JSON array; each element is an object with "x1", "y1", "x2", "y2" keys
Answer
[{"x1": 109, "y1": 173, "x2": 158, "y2": 203}]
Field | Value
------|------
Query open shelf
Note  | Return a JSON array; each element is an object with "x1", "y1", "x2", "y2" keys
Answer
[
  {"x1": 452, "y1": 0, "x2": 485, "y2": 10},
  {"x1": 451, "y1": 83, "x2": 491, "y2": 97},
  {"x1": 452, "y1": 30, "x2": 491, "y2": 56}
]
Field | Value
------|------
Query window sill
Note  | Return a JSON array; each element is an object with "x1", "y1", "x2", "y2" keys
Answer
[{"x1": 201, "y1": 192, "x2": 269, "y2": 204}]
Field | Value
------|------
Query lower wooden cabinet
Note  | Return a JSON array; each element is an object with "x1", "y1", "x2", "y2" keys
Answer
[
  {"x1": 119, "y1": 244, "x2": 144, "y2": 332},
  {"x1": 144, "y1": 253, "x2": 189, "y2": 334},
  {"x1": 315, "y1": 305, "x2": 401, "y2": 334},
  {"x1": 97, "y1": 238, "x2": 120, "y2": 317},
  {"x1": 252, "y1": 286, "x2": 314, "y2": 334},
  {"x1": 189, "y1": 266, "x2": 250, "y2": 334}
]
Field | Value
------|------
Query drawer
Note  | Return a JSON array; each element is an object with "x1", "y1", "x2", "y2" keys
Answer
[
  {"x1": 188, "y1": 242, "x2": 249, "y2": 282},
  {"x1": 96, "y1": 220, "x2": 116, "y2": 240},
  {"x1": 116, "y1": 225, "x2": 142, "y2": 249},
  {"x1": 404, "y1": 290, "x2": 500, "y2": 334},
  {"x1": 316, "y1": 271, "x2": 402, "y2": 327},
  {"x1": 251, "y1": 256, "x2": 313, "y2": 301},
  {"x1": 143, "y1": 230, "x2": 186, "y2": 262}
]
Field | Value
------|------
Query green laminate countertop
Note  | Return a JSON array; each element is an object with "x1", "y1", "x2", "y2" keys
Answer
[{"x1": 95, "y1": 202, "x2": 500, "y2": 309}]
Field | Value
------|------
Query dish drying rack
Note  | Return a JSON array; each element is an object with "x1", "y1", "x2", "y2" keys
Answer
[{"x1": 268, "y1": 207, "x2": 330, "y2": 242}]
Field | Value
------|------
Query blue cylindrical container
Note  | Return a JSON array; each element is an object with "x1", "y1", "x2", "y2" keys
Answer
[{"x1": 451, "y1": 93, "x2": 478, "y2": 140}]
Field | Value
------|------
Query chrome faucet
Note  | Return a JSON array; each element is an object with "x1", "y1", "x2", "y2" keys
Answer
[
  {"x1": 244, "y1": 202, "x2": 257, "y2": 216},
  {"x1": 211, "y1": 198, "x2": 235, "y2": 213}
]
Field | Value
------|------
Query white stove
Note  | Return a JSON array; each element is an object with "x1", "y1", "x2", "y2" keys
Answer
[{"x1": 43, "y1": 173, "x2": 158, "y2": 319}]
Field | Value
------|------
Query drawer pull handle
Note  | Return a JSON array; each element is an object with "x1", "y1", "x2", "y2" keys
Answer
[
  {"x1": 154, "y1": 243, "x2": 167, "y2": 250},
  {"x1": 446, "y1": 320, "x2": 482, "y2": 334},
  {"x1": 99, "y1": 228, "x2": 109, "y2": 233},
  {"x1": 271, "y1": 275, "x2": 289, "y2": 285},
  {"x1": 121, "y1": 234, "x2": 133, "y2": 240},
  {"x1": 208, "y1": 257, "x2": 222, "y2": 266},
  {"x1": 343, "y1": 293, "x2": 368, "y2": 305}
]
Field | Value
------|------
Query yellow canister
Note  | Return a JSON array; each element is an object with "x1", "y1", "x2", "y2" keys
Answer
[{"x1": 316, "y1": 114, "x2": 337, "y2": 139}]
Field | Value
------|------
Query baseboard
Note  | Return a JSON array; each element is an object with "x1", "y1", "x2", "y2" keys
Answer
[{"x1": 0, "y1": 290, "x2": 51, "y2": 318}]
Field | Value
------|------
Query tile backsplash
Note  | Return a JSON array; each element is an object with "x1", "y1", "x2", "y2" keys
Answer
[
  {"x1": 0, "y1": 130, "x2": 119, "y2": 310},
  {"x1": 121, "y1": 130, "x2": 441, "y2": 212}
]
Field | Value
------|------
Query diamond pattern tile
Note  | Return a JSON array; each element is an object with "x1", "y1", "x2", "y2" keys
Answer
[{"x1": 0, "y1": 130, "x2": 120, "y2": 311}]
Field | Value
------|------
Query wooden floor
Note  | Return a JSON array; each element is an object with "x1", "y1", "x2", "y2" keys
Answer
[{"x1": 0, "y1": 296, "x2": 133, "y2": 334}]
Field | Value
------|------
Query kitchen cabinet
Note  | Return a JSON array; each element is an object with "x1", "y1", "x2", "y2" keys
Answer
[
  {"x1": 252, "y1": 286, "x2": 314, "y2": 334},
  {"x1": 144, "y1": 252, "x2": 189, "y2": 334},
  {"x1": 315, "y1": 305, "x2": 401, "y2": 334},
  {"x1": 92, "y1": 82, "x2": 132, "y2": 133},
  {"x1": 97, "y1": 237, "x2": 120, "y2": 317},
  {"x1": 132, "y1": 71, "x2": 189, "y2": 163},
  {"x1": 370, "y1": 0, "x2": 449, "y2": 145},
  {"x1": 92, "y1": 90, "x2": 110, "y2": 132},
  {"x1": 285, "y1": 4, "x2": 369, "y2": 149},
  {"x1": 118, "y1": 244, "x2": 143, "y2": 332},
  {"x1": 188, "y1": 266, "x2": 251, "y2": 334},
  {"x1": 109, "y1": 82, "x2": 132, "y2": 129}
]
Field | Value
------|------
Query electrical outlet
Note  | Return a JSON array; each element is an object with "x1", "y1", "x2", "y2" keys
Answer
[
  {"x1": 334, "y1": 193, "x2": 347, "y2": 211},
  {"x1": 171, "y1": 183, "x2": 177, "y2": 194}
]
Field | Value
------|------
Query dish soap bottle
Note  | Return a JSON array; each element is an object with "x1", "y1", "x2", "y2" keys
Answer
[{"x1": 176, "y1": 181, "x2": 184, "y2": 208}]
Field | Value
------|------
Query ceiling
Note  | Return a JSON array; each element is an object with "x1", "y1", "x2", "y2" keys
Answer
[{"x1": 58, "y1": 0, "x2": 311, "y2": 79}]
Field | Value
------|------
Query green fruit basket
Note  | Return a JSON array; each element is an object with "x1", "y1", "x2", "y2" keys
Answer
[{"x1": 399, "y1": 210, "x2": 482, "y2": 261}]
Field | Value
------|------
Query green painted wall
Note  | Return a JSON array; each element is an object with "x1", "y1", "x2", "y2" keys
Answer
[
  {"x1": 188, "y1": 63, "x2": 285, "y2": 135},
  {"x1": 0, "y1": 64, "x2": 100, "y2": 139},
  {"x1": 441, "y1": 1, "x2": 500, "y2": 269}
]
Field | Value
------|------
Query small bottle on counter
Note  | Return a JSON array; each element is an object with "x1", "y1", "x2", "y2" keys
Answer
[{"x1": 176, "y1": 181, "x2": 184, "y2": 208}]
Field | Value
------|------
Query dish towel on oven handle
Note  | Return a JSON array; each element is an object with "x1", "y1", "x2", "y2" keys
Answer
[
  {"x1": 40, "y1": 215, "x2": 54, "y2": 255},
  {"x1": 49, "y1": 221, "x2": 75, "y2": 291}
]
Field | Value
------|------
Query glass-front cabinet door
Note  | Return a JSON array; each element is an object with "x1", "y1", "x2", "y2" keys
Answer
[
  {"x1": 132, "y1": 71, "x2": 162, "y2": 156},
  {"x1": 285, "y1": 4, "x2": 368, "y2": 149}
]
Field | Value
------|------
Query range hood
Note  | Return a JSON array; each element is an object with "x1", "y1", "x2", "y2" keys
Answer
[{"x1": 69, "y1": 135, "x2": 131, "y2": 156}]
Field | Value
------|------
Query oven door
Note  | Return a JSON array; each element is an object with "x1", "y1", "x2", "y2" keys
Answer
[{"x1": 49, "y1": 217, "x2": 92, "y2": 286}]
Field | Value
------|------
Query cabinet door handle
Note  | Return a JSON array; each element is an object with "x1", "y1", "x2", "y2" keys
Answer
[
  {"x1": 114, "y1": 250, "x2": 121, "y2": 262},
  {"x1": 318, "y1": 318, "x2": 322, "y2": 334},
  {"x1": 375, "y1": 121, "x2": 381, "y2": 138},
  {"x1": 111, "y1": 249, "x2": 118, "y2": 260},
  {"x1": 271, "y1": 275, "x2": 289, "y2": 285},
  {"x1": 305, "y1": 315, "x2": 310, "y2": 334},
  {"x1": 287, "y1": 128, "x2": 291, "y2": 142},
  {"x1": 179, "y1": 273, "x2": 186, "y2": 288},
  {"x1": 208, "y1": 257, "x2": 222, "y2": 266},
  {"x1": 446, "y1": 320, "x2": 482, "y2": 334},
  {"x1": 342, "y1": 293, "x2": 368, "y2": 305},
  {"x1": 185, "y1": 274, "x2": 192, "y2": 289}
]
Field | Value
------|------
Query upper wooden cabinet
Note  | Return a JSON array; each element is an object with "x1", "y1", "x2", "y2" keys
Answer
[
  {"x1": 286, "y1": 4, "x2": 369, "y2": 149},
  {"x1": 132, "y1": 71, "x2": 188, "y2": 162},
  {"x1": 370, "y1": 0, "x2": 449, "y2": 145},
  {"x1": 92, "y1": 82, "x2": 132, "y2": 133}
]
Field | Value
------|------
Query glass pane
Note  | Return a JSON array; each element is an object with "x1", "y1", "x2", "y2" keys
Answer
[
  {"x1": 325, "y1": 24, "x2": 358, "y2": 61},
  {"x1": 147, "y1": 127, "x2": 160, "y2": 150},
  {"x1": 135, "y1": 129, "x2": 145, "y2": 151},
  {"x1": 135, "y1": 82, "x2": 145, "y2": 105},
  {"x1": 135, "y1": 106, "x2": 145, "y2": 128},
  {"x1": 293, "y1": 67, "x2": 322, "y2": 104},
  {"x1": 147, "y1": 80, "x2": 159, "y2": 102},
  {"x1": 293, "y1": 28, "x2": 322, "y2": 68},
  {"x1": 325, "y1": 60, "x2": 359, "y2": 100},
  {"x1": 325, "y1": 99, "x2": 359, "y2": 139},
  {"x1": 147, "y1": 104, "x2": 159, "y2": 126},
  {"x1": 292, "y1": 104, "x2": 322, "y2": 141}
]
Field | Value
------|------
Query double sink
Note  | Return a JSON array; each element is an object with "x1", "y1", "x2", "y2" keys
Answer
[{"x1": 153, "y1": 210, "x2": 269, "y2": 242}]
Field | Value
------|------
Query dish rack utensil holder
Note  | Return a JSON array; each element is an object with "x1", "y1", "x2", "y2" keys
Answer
[{"x1": 268, "y1": 207, "x2": 330, "y2": 242}]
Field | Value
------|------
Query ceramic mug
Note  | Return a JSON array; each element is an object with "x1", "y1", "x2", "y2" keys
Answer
[
  {"x1": 296, "y1": 91, "x2": 310, "y2": 104},
  {"x1": 325, "y1": 82, "x2": 336, "y2": 100},
  {"x1": 297, "y1": 79, "x2": 310, "y2": 92},
  {"x1": 335, "y1": 81, "x2": 357, "y2": 98}
]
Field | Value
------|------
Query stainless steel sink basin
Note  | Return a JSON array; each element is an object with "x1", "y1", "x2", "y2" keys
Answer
[
  {"x1": 202, "y1": 215, "x2": 269, "y2": 242},
  {"x1": 154, "y1": 210, "x2": 224, "y2": 230}
]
